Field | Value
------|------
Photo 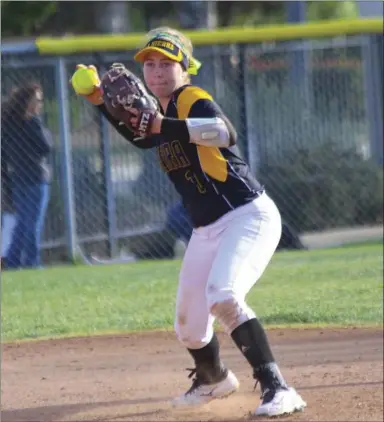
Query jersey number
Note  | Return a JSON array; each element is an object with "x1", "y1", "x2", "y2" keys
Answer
[{"x1": 185, "y1": 170, "x2": 207, "y2": 194}]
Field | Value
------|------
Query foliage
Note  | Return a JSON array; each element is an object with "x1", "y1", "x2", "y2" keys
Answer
[
  {"x1": 257, "y1": 143, "x2": 383, "y2": 232},
  {"x1": 307, "y1": 1, "x2": 358, "y2": 21},
  {"x1": 1, "y1": 1, "x2": 58, "y2": 37},
  {"x1": 1, "y1": 0, "x2": 359, "y2": 38}
]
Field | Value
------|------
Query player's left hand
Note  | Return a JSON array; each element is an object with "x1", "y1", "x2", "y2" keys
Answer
[{"x1": 101, "y1": 63, "x2": 159, "y2": 137}]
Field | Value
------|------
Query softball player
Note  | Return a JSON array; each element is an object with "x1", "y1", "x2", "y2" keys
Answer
[{"x1": 71, "y1": 27, "x2": 306, "y2": 417}]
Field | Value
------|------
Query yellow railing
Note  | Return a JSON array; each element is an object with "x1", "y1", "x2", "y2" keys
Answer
[{"x1": 36, "y1": 18, "x2": 383, "y2": 55}]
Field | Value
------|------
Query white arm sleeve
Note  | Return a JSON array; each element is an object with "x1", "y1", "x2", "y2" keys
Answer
[{"x1": 186, "y1": 117, "x2": 230, "y2": 147}]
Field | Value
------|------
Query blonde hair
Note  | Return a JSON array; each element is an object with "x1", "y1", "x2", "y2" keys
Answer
[{"x1": 144, "y1": 26, "x2": 193, "y2": 82}]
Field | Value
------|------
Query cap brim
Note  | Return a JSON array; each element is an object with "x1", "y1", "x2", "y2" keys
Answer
[{"x1": 134, "y1": 47, "x2": 181, "y2": 63}]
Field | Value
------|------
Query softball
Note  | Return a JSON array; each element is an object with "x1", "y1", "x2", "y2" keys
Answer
[{"x1": 71, "y1": 66, "x2": 99, "y2": 95}]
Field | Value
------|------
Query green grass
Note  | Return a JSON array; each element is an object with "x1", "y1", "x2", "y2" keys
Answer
[{"x1": 2, "y1": 242, "x2": 383, "y2": 342}]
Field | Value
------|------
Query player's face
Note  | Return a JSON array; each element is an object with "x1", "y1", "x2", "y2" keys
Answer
[{"x1": 143, "y1": 51, "x2": 187, "y2": 99}]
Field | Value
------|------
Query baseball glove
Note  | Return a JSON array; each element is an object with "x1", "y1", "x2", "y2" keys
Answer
[{"x1": 101, "y1": 63, "x2": 158, "y2": 137}]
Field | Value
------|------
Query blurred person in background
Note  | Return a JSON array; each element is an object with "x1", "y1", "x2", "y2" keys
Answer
[
  {"x1": 1, "y1": 149, "x2": 16, "y2": 265},
  {"x1": 1, "y1": 82, "x2": 52, "y2": 269}
]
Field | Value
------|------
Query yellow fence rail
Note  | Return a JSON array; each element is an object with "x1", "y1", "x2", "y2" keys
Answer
[{"x1": 36, "y1": 18, "x2": 383, "y2": 55}]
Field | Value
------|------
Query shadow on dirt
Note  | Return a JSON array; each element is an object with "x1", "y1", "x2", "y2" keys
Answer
[
  {"x1": 3, "y1": 381, "x2": 383, "y2": 422},
  {"x1": 1, "y1": 395, "x2": 170, "y2": 422}
]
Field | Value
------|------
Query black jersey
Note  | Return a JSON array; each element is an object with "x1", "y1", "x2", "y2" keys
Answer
[{"x1": 99, "y1": 84, "x2": 263, "y2": 228}]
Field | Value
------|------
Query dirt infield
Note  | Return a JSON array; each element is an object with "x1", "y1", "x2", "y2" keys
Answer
[{"x1": 2, "y1": 328, "x2": 383, "y2": 421}]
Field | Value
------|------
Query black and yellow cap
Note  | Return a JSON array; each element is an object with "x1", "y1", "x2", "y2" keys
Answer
[{"x1": 134, "y1": 35, "x2": 202, "y2": 75}]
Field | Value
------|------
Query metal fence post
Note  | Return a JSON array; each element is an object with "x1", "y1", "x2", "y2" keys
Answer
[
  {"x1": 240, "y1": 44, "x2": 258, "y2": 173},
  {"x1": 55, "y1": 56, "x2": 77, "y2": 262},
  {"x1": 99, "y1": 99, "x2": 118, "y2": 258},
  {"x1": 362, "y1": 35, "x2": 384, "y2": 166},
  {"x1": 94, "y1": 60, "x2": 118, "y2": 258}
]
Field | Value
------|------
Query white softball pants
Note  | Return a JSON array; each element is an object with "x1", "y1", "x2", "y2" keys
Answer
[{"x1": 175, "y1": 192, "x2": 282, "y2": 350}]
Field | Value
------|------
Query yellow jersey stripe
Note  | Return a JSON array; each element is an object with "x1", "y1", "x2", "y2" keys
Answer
[{"x1": 176, "y1": 86, "x2": 228, "y2": 182}]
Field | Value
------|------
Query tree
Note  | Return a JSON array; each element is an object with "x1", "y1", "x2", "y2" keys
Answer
[
  {"x1": 1, "y1": 0, "x2": 359, "y2": 38},
  {"x1": 93, "y1": 1, "x2": 131, "y2": 34},
  {"x1": 218, "y1": 1, "x2": 285, "y2": 27},
  {"x1": 175, "y1": 1, "x2": 217, "y2": 29},
  {"x1": 307, "y1": 1, "x2": 358, "y2": 21},
  {"x1": 1, "y1": 1, "x2": 58, "y2": 37}
]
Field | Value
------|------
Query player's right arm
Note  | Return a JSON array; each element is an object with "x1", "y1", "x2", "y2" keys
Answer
[
  {"x1": 71, "y1": 64, "x2": 157, "y2": 150},
  {"x1": 97, "y1": 104, "x2": 160, "y2": 149}
]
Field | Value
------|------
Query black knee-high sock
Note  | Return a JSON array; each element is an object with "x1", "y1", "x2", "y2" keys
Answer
[
  {"x1": 231, "y1": 318, "x2": 287, "y2": 390},
  {"x1": 187, "y1": 333, "x2": 227, "y2": 384}
]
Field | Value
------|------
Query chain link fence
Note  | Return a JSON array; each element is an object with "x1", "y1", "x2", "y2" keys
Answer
[{"x1": 1, "y1": 34, "x2": 383, "y2": 266}]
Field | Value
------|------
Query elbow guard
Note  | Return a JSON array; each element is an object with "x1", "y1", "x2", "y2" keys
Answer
[{"x1": 186, "y1": 117, "x2": 230, "y2": 147}]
